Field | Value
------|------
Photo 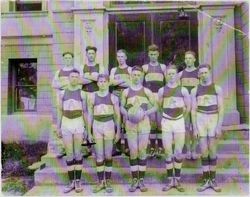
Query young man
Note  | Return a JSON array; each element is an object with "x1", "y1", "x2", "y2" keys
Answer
[
  {"x1": 81, "y1": 46, "x2": 100, "y2": 158},
  {"x1": 191, "y1": 64, "x2": 224, "y2": 192},
  {"x1": 88, "y1": 74, "x2": 121, "y2": 193},
  {"x1": 52, "y1": 52, "x2": 76, "y2": 158},
  {"x1": 158, "y1": 65, "x2": 191, "y2": 192},
  {"x1": 179, "y1": 51, "x2": 199, "y2": 160},
  {"x1": 142, "y1": 44, "x2": 167, "y2": 158},
  {"x1": 120, "y1": 66, "x2": 157, "y2": 192},
  {"x1": 57, "y1": 69, "x2": 89, "y2": 193},
  {"x1": 110, "y1": 49, "x2": 132, "y2": 156}
]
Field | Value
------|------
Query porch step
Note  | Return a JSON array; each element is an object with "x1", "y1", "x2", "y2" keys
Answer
[
  {"x1": 25, "y1": 182, "x2": 249, "y2": 196},
  {"x1": 34, "y1": 167, "x2": 248, "y2": 185},
  {"x1": 41, "y1": 153, "x2": 249, "y2": 169}
]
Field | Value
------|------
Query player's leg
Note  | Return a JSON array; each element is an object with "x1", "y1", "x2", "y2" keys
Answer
[
  {"x1": 92, "y1": 121, "x2": 105, "y2": 193},
  {"x1": 173, "y1": 127, "x2": 185, "y2": 192},
  {"x1": 161, "y1": 118, "x2": 175, "y2": 192},
  {"x1": 156, "y1": 111, "x2": 163, "y2": 157},
  {"x1": 61, "y1": 129, "x2": 75, "y2": 193},
  {"x1": 149, "y1": 112, "x2": 157, "y2": 158},
  {"x1": 73, "y1": 131, "x2": 84, "y2": 193},
  {"x1": 184, "y1": 114, "x2": 192, "y2": 159},
  {"x1": 103, "y1": 120, "x2": 116, "y2": 193},
  {"x1": 126, "y1": 121, "x2": 139, "y2": 192}
]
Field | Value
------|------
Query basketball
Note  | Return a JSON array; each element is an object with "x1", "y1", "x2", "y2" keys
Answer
[{"x1": 128, "y1": 106, "x2": 145, "y2": 124}]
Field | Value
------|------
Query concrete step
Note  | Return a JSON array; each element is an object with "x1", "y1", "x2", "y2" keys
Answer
[
  {"x1": 41, "y1": 150, "x2": 249, "y2": 169},
  {"x1": 25, "y1": 182, "x2": 249, "y2": 196},
  {"x1": 34, "y1": 167, "x2": 248, "y2": 185}
]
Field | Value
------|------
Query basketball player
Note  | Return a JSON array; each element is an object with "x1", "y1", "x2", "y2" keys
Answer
[
  {"x1": 110, "y1": 49, "x2": 132, "y2": 156},
  {"x1": 142, "y1": 44, "x2": 167, "y2": 158},
  {"x1": 88, "y1": 74, "x2": 121, "y2": 193},
  {"x1": 57, "y1": 69, "x2": 89, "y2": 193},
  {"x1": 81, "y1": 46, "x2": 100, "y2": 158},
  {"x1": 179, "y1": 50, "x2": 199, "y2": 160},
  {"x1": 120, "y1": 66, "x2": 157, "y2": 192},
  {"x1": 158, "y1": 65, "x2": 190, "y2": 192},
  {"x1": 52, "y1": 52, "x2": 77, "y2": 158},
  {"x1": 191, "y1": 64, "x2": 224, "y2": 192}
]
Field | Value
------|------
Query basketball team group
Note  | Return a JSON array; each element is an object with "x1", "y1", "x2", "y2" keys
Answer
[{"x1": 52, "y1": 44, "x2": 224, "y2": 193}]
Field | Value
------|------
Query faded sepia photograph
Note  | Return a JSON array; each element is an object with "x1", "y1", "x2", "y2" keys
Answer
[{"x1": 1, "y1": 0, "x2": 249, "y2": 196}]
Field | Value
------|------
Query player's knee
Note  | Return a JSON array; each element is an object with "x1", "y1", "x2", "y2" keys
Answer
[
  {"x1": 75, "y1": 154, "x2": 83, "y2": 165},
  {"x1": 66, "y1": 157, "x2": 74, "y2": 166},
  {"x1": 174, "y1": 152, "x2": 183, "y2": 161}
]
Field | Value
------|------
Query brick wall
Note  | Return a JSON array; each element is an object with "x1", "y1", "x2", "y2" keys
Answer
[{"x1": 235, "y1": 2, "x2": 249, "y2": 124}]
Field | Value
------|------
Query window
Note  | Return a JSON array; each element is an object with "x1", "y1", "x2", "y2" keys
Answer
[
  {"x1": 8, "y1": 59, "x2": 37, "y2": 113},
  {"x1": 9, "y1": 0, "x2": 42, "y2": 12}
]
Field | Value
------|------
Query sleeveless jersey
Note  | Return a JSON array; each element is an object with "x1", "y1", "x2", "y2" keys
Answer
[
  {"x1": 82, "y1": 64, "x2": 99, "y2": 92},
  {"x1": 113, "y1": 66, "x2": 130, "y2": 91},
  {"x1": 180, "y1": 69, "x2": 199, "y2": 93},
  {"x1": 144, "y1": 63, "x2": 165, "y2": 93},
  {"x1": 93, "y1": 93, "x2": 114, "y2": 122},
  {"x1": 125, "y1": 87, "x2": 149, "y2": 111},
  {"x1": 196, "y1": 83, "x2": 218, "y2": 114},
  {"x1": 62, "y1": 89, "x2": 83, "y2": 119},
  {"x1": 58, "y1": 68, "x2": 74, "y2": 90},
  {"x1": 162, "y1": 86, "x2": 185, "y2": 119}
]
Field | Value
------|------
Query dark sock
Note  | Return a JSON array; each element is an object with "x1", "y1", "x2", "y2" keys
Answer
[
  {"x1": 75, "y1": 170, "x2": 82, "y2": 180},
  {"x1": 96, "y1": 161, "x2": 104, "y2": 181},
  {"x1": 157, "y1": 138, "x2": 163, "y2": 149},
  {"x1": 105, "y1": 159, "x2": 112, "y2": 179},
  {"x1": 68, "y1": 170, "x2": 74, "y2": 181},
  {"x1": 130, "y1": 158, "x2": 138, "y2": 179},
  {"x1": 138, "y1": 159, "x2": 147, "y2": 179},
  {"x1": 174, "y1": 157, "x2": 182, "y2": 179}
]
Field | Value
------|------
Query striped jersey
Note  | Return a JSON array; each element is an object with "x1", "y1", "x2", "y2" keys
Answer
[
  {"x1": 125, "y1": 87, "x2": 149, "y2": 111},
  {"x1": 113, "y1": 66, "x2": 130, "y2": 91},
  {"x1": 62, "y1": 89, "x2": 83, "y2": 119},
  {"x1": 144, "y1": 63, "x2": 165, "y2": 93},
  {"x1": 196, "y1": 83, "x2": 218, "y2": 114},
  {"x1": 162, "y1": 86, "x2": 185, "y2": 119},
  {"x1": 82, "y1": 64, "x2": 99, "y2": 92},
  {"x1": 180, "y1": 69, "x2": 199, "y2": 93},
  {"x1": 93, "y1": 93, "x2": 114, "y2": 122},
  {"x1": 58, "y1": 68, "x2": 74, "y2": 90}
]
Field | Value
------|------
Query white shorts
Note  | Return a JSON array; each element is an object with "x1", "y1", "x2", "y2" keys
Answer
[
  {"x1": 61, "y1": 116, "x2": 85, "y2": 136},
  {"x1": 93, "y1": 119, "x2": 115, "y2": 140},
  {"x1": 161, "y1": 116, "x2": 186, "y2": 133},
  {"x1": 125, "y1": 116, "x2": 151, "y2": 134},
  {"x1": 196, "y1": 112, "x2": 218, "y2": 137}
]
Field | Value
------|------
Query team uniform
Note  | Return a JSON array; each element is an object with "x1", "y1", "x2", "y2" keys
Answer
[
  {"x1": 60, "y1": 88, "x2": 86, "y2": 193},
  {"x1": 111, "y1": 66, "x2": 131, "y2": 156},
  {"x1": 195, "y1": 83, "x2": 219, "y2": 137},
  {"x1": 143, "y1": 63, "x2": 165, "y2": 156},
  {"x1": 52, "y1": 68, "x2": 75, "y2": 157},
  {"x1": 160, "y1": 85, "x2": 186, "y2": 192},
  {"x1": 91, "y1": 92, "x2": 118, "y2": 193},
  {"x1": 124, "y1": 86, "x2": 152, "y2": 192},
  {"x1": 82, "y1": 63, "x2": 100, "y2": 92}
]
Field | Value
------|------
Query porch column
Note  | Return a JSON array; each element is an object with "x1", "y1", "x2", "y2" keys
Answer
[
  {"x1": 73, "y1": 1, "x2": 108, "y2": 74},
  {"x1": 198, "y1": 5, "x2": 240, "y2": 125}
]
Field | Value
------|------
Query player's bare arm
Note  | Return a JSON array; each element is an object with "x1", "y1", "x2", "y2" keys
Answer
[
  {"x1": 144, "y1": 88, "x2": 157, "y2": 116},
  {"x1": 191, "y1": 87, "x2": 198, "y2": 138},
  {"x1": 182, "y1": 87, "x2": 191, "y2": 119},
  {"x1": 120, "y1": 88, "x2": 129, "y2": 119},
  {"x1": 215, "y1": 85, "x2": 224, "y2": 138},
  {"x1": 112, "y1": 94, "x2": 121, "y2": 143}
]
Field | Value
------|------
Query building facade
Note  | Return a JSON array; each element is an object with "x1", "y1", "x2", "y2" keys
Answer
[{"x1": 1, "y1": 1, "x2": 249, "y2": 142}]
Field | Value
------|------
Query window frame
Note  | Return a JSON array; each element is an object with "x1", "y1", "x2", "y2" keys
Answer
[{"x1": 9, "y1": 0, "x2": 47, "y2": 12}]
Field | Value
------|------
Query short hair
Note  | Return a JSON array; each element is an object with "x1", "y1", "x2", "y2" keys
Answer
[
  {"x1": 166, "y1": 64, "x2": 178, "y2": 73},
  {"x1": 86, "y1": 46, "x2": 97, "y2": 53},
  {"x1": 148, "y1": 44, "x2": 159, "y2": 52},
  {"x1": 131, "y1": 65, "x2": 143, "y2": 73},
  {"x1": 62, "y1": 52, "x2": 74, "y2": 58},
  {"x1": 117, "y1": 49, "x2": 128, "y2": 56},
  {"x1": 97, "y1": 74, "x2": 109, "y2": 82},
  {"x1": 198, "y1": 64, "x2": 211, "y2": 71},
  {"x1": 69, "y1": 68, "x2": 80, "y2": 75},
  {"x1": 185, "y1": 50, "x2": 196, "y2": 58}
]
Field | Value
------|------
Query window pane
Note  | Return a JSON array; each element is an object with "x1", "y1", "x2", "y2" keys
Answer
[
  {"x1": 16, "y1": 62, "x2": 37, "y2": 86},
  {"x1": 16, "y1": 1, "x2": 42, "y2": 11},
  {"x1": 16, "y1": 86, "x2": 37, "y2": 111}
]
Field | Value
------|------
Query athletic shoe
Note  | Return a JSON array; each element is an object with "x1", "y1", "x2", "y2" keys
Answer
[
  {"x1": 174, "y1": 178, "x2": 185, "y2": 192},
  {"x1": 93, "y1": 180, "x2": 105, "y2": 193},
  {"x1": 185, "y1": 151, "x2": 192, "y2": 160},
  {"x1": 75, "y1": 179, "x2": 83, "y2": 193},
  {"x1": 210, "y1": 179, "x2": 221, "y2": 192},
  {"x1": 162, "y1": 178, "x2": 175, "y2": 191},
  {"x1": 138, "y1": 178, "x2": 148, "y2": 192},
  {"x1": 63, "y1": 180, "x2": 75, "y2": 193},
  {"x1": 197, "y1": 179, "x2": 210, "y2": 192},
  {"x1": 156, "y1": 147, "x2": 163, "y2": 158},
  {"x1": 129, "y1": 178, "x2": 138, "y2": 192},
  {"x1": 191, "y1": 151, "x2": 199, "y2": 160},
  {"x1": 105, "y1": 179, "x2": 113, "y2": 193}
]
